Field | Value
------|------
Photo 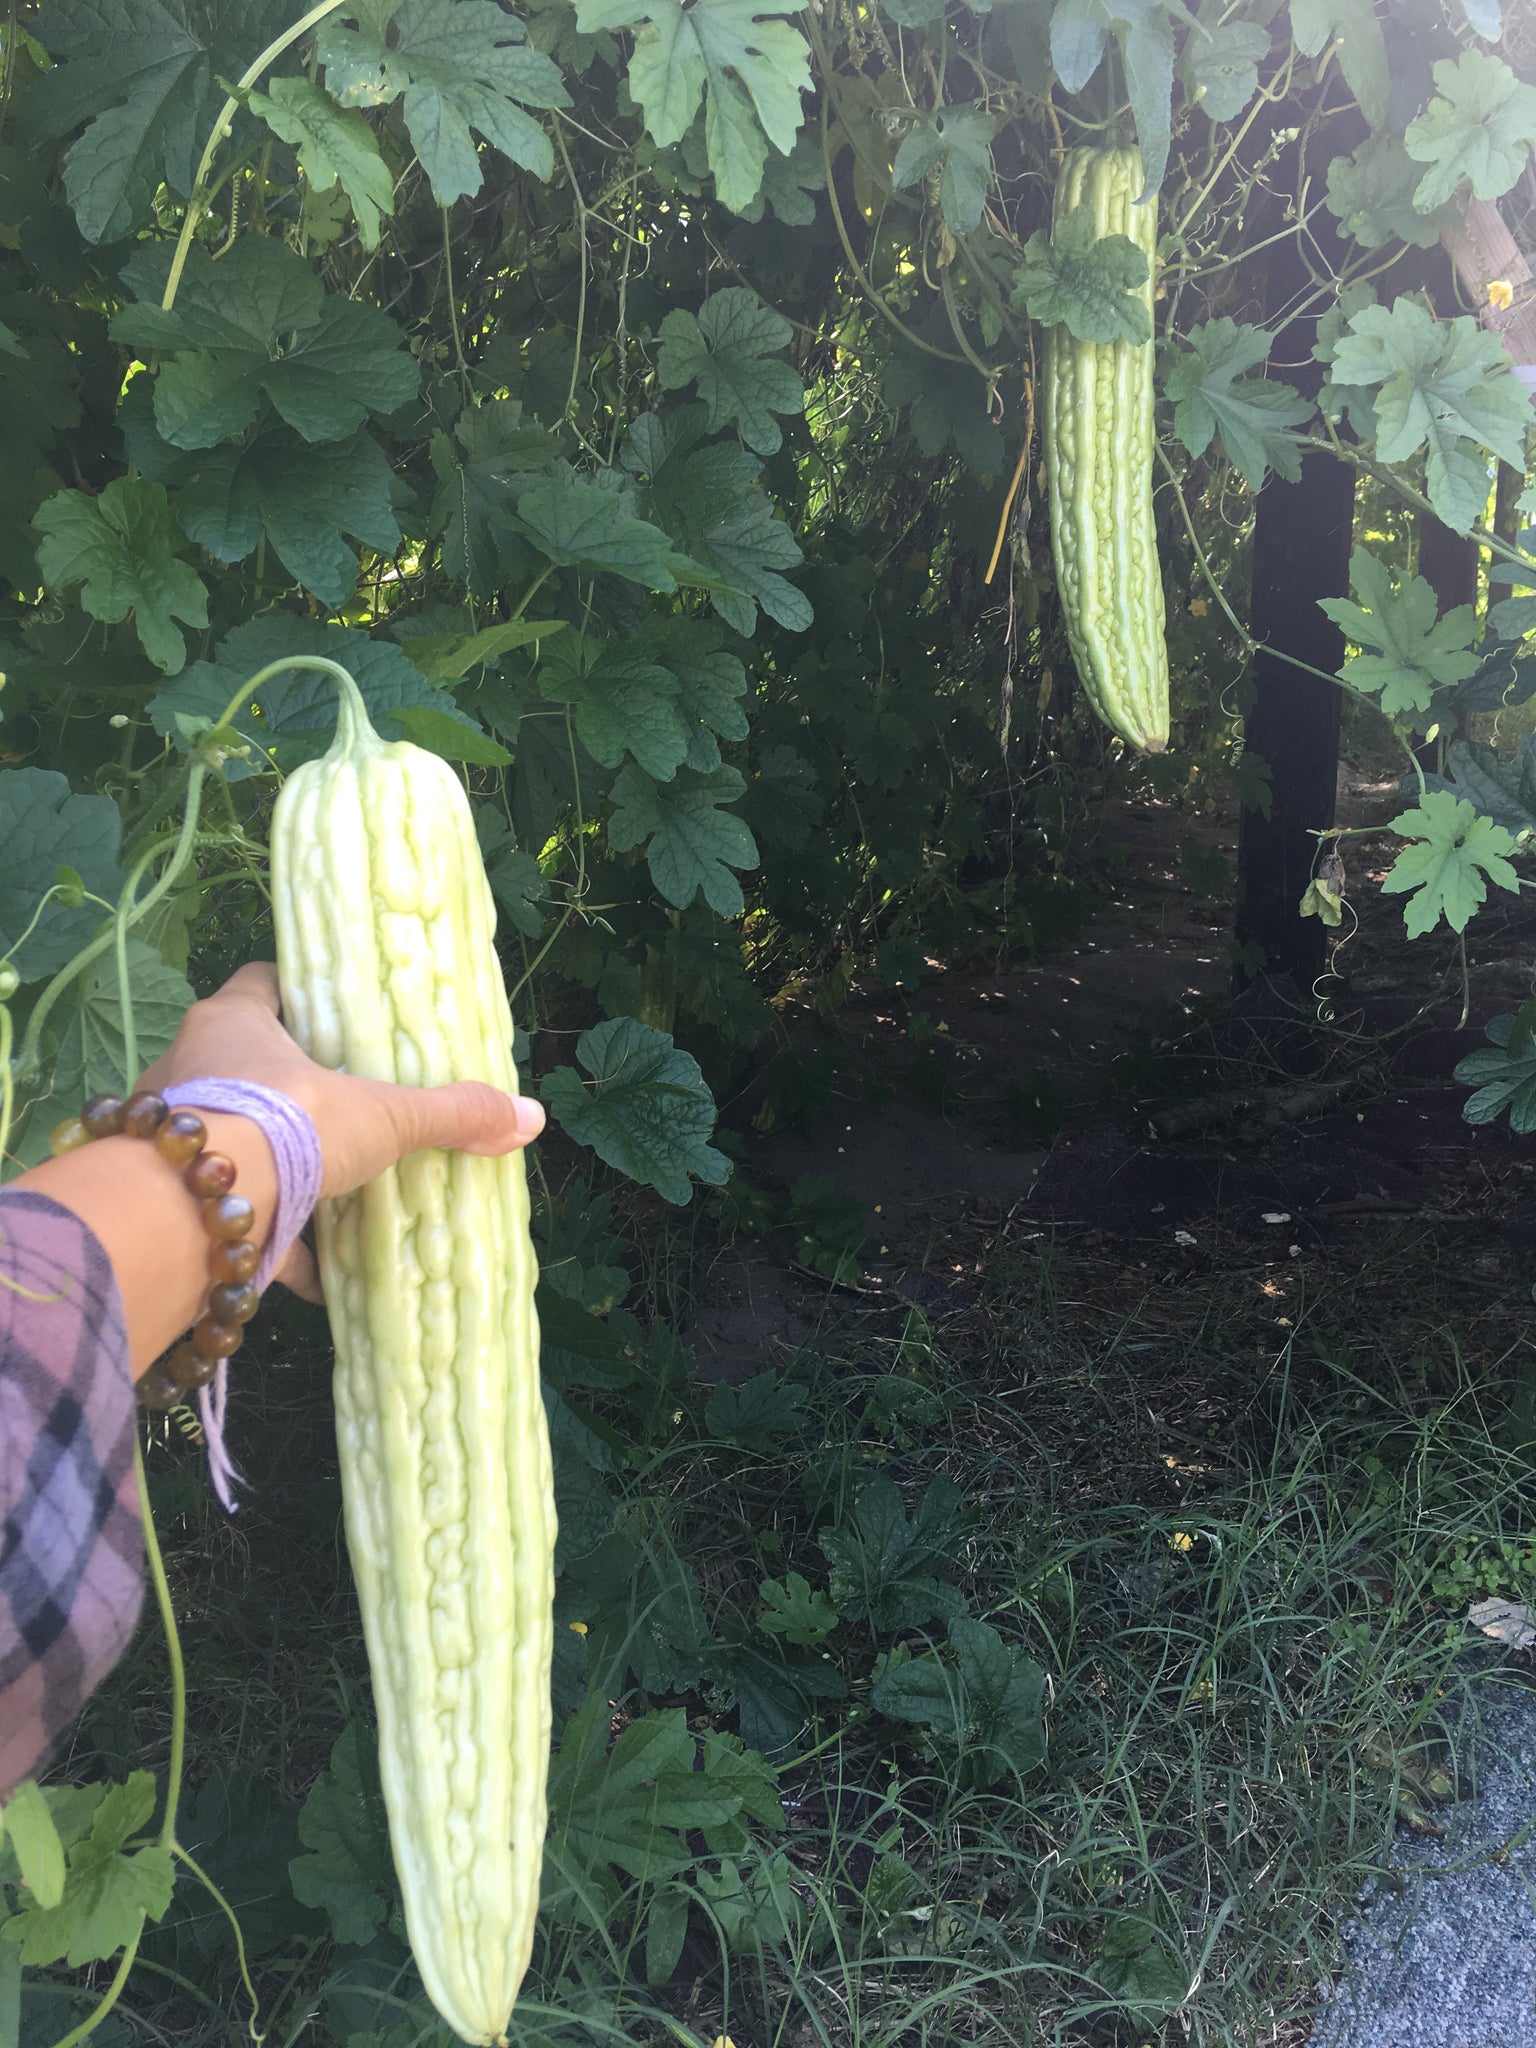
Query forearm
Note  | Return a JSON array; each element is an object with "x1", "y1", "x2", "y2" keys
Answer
[{"x1": 21, "y1": 1110, "x2": 280, "y2": 1380}]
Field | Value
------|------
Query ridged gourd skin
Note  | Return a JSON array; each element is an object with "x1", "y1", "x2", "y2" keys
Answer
[
  {"x1": 1045, "y1": 146, "x2": 1171, "y2": 755},
  {"x1": 270, "y1": 671, "x2": 554, "y2": 2048}
]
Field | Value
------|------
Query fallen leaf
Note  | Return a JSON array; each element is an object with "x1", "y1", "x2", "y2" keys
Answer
[{"x1": 1468, "y1": 1597, "x2": 1536, "y2": 1647}]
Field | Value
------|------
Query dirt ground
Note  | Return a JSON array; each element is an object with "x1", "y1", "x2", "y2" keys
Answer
[{"x1": 687, "y1": 761, "x2": 1536, "y2": 1385}]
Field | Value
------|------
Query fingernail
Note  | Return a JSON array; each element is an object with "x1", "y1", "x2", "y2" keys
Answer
[{"x1": 513, "y1": 1095, "x2": 544, "y2": 1138}]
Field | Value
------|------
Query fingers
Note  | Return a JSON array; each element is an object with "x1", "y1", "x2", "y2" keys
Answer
[
  {"x1": 381, "y1": 1077, "x2": 545, "y2": 1161},
  {"x1": 214, "y1": 960, "x2": 282, "y2": 1016}
]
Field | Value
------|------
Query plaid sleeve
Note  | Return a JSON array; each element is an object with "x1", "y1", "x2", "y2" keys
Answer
[{"x1": 0, "y1": 1191, "x2": 143, "y2": 1797}]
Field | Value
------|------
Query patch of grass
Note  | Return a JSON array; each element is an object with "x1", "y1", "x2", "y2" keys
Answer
[
  {"x1": 30, "y1": 1232, "x2": 1536, "y2": 2048},
  {"x1": 608, "y1": 1320, "x2": 1523, "y2": 2046}
]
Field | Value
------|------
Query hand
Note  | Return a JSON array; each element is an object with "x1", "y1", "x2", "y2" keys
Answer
[{"x1": 138, "y1": 962, "x2": 544, "y2": 1299}]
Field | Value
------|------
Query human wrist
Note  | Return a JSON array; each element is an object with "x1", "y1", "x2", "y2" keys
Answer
[{"x1": 160, "y1": 1080, "x2": 322, "y2": 1292}]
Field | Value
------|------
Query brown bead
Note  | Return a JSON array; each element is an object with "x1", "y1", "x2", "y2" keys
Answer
[
  {"x1": 80, "y1": 1094, "x2": 127, "y2": 1139},
  {"x1": 136, "y1": 1361, "x2": 185, "y2": 1410},
  {"x1": 191, "y1": 1316, "x2": 243, "y2": 1360},
  {"x1": 208, "y1": 1279, "x2": 259, "y2": 1325},
  {"x1": 166, "y1": 1339, "x2": 218, "y2": 1390},
  {"x1": 155, "y1": 1109, "x2": 206, "y2": 1163},
  {"x1": 49, "y1": 1116, "x2": 90, "y2": 1156},
  {"x1": 210, "y1": 1239, "x2": 260, "y2": 1284},
  {"x1": 184, "y1": 1150, "x2": 237, "y2": 1198},
  {"x1": 121, "y1": 1091, "x2": 169, "y2": 1139},
  {"x1": 204, "y1": 1193, "x2": 255, "y2": 1241}
]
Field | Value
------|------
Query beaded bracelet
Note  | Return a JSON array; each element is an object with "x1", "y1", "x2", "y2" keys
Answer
[{"x1": 50, "y1": 1091, "x2": 262, "y2": 1411}]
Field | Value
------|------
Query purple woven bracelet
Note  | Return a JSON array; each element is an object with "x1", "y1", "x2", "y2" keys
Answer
[
  {"x1": 161, "y1": 1079, "x2": 324, "y2": 1513},
  {"x1": 161, "y1": 1078, "x2": 323, "y2": 1292}
]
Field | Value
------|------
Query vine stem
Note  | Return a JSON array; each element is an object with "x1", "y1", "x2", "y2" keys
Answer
[
  {"x1": 985, "y1": 365, "x2": 1036, "y2": 585},
  {"x1": 39, "y1": 1439, "x2": 184, "y2": 2048},
  {"x1": 161, "y1": 0, "x2": 351, "y2": 312},
  {"x1": 1301, "y1": 429, "x2": 1536, "y2": 578},
  {"x1": 1155, "y1": 440, "x2": 1368, "y2": 694},
  {"x1": 553, "y1": 118, "x2": 589, "y2": 424},
  {"x1": 0, "y1": 1005, "x2": 12, "y2": 1183},
  {"x1": 10, "y1": 658, "x2": 356, "y2": 1109},
  {"x1": 137, "y1": 1443, "x2": 188, "y2": 1855},
  {"x1": 13, "y1": 772, "x2": 209, "y2": 1093},
  {"x1": 805, "y1": 10, "x2": 970, "y2": 367}
]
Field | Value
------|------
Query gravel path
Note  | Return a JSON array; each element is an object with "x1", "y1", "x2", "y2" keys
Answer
[{"x1": 1309, "y1": 1677, "x2": 1536, "y2": 2048}]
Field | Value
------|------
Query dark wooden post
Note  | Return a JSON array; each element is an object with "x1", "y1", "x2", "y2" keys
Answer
[
  {"x1": 1416, "y1": 515, "x2": 1480, "y2": 755},
  {"x1": 1233, "y1": 126, "x2": 1361, "y2": 992}
]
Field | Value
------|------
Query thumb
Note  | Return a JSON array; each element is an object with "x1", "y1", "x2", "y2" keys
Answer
[{"x1": 383, "y1": 1077, "x2": 545, "y2": 1160}]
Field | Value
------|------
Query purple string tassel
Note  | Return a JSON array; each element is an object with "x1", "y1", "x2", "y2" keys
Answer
[{"x1": 162, "y1": 1080, "x2": 324, "y2": 1513}]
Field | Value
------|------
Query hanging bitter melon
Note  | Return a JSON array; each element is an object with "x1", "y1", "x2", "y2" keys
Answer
[{"x1": 1043, "y1": 146, "x2": 1171, "y2": 754}]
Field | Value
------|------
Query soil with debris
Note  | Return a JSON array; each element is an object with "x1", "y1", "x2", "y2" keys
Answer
[{"x1": 691, "y1": 766, "x2": 1536, "y2": 1385}]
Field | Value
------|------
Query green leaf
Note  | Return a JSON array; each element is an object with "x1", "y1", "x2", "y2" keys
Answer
[
  {"x1": 288, "y1": 1725, "x2": 394, "y2": 1946},
  {"x1": 891, "y1": 105, "x2": 997, "y2": 234},
  {"x1": 758, "y1": 1571, "x2": 838, "y2": 1647},
  {"x1": 1403, "y1": 49, "x2": 1536, "y2": 211},
  {"x1": 536, "y1": 1284, "x2": 637, "y2": 1390},
  {"x1": 541, "y1": 1015, "x2": 730, "y2": 1203},
  {"x1": 248, "y1": 76, "x2": 396, "y2": 248},
  {"x1": 1330, "y1": 299, "x2": 1529, "y2": 533},
  {"x1": 787, "y1": 1170, "x2": 866, "y2": 1283},
  {"x1": 539, "y1": 634, "x2": 690, "y2": 779},
  {"x1": 1094, "y1": 1911, "x2": 1190, "y2": 2014},
  {"x1": 390, "y1": 704, "x2": 513, "y2": 764},
  {"x1": 882, "y1": 353, "x2": 1004, "y2": 472},
  {"x1": 572, "y1": 0, "x2": 811, "y2": 212},
  {"x1": 1381, "y1": 789, "x2": 1521, "y2": 938},
  {"x1": 642, "y1": 617, "x2": 749, "y2": 771},
  {"x1": 1011, "y1": 203, "x2": 1150, "y2": 345},
  {"x1": 608, "y1": 761, "x2": 759, "y2": 915},
  {"x1": 734, "y1": 132, "x2": 823, "y2": 224},
  {"x1": 515, "y1": 471, "x2": 686, "y2": 588},
  {"x1": 318, "y1": 0, "x2": 569, "y2": 202},
  {"x1": 1049, "y1": 0, "x2": 1175, "y2": 198},
  {"x1": 1, "y1": 1783, "x2": 66, "y2": 1909},
  {"x1": 694, "y1": 1850, "x2": 802, "y2": 1951},
  {"x1": 546, "y1": 1699, "x2": 752, "y2": 1897},
  {"x1": 148, "y1": 615, "x2": 481, "y2": 781},
  {"x1": 33, "y1": 478, "x2": 208, "y2": 674},
  {"x1": 487, "y1": 849, "x2": 548, "y2": 938},
  {"x1": 2, "y1": 1772, "x2": 174, "y2": 1967},
  {"x1": 1182, "y1": 15, "x2": 1268, "y2": 121},
  {"x1": 111, "y1": 239, "x2": 418, "y2": 449},
  {"x1": 697, "y1": 1728, "x2": 783, "y2": 1844},
  {"x1": 428, "y1": 399, "x2": 561, "y2": 593},
  {"x1": 1164, "y1": 319, "x2": 1311, "y2": 489},
  {"x1": 1318, "y1": 548, "x2": 1479, "y2": 720},
  {"x1": 706, "y1": 1369, "x2": 807, "y2": 1450},
  {"x1": 27, "y1": 0, "x2": 285, "y2": 243},
  {"x1": 1456, "y1": 1012, "x2": 1536, "y2": 1133},
  {"x1": 656, "y1": 289, "x2": 803, "y2": 456},
  {"x1": 872, "y1": 1616, "x2": 1047, "y2": 1786},
  {"x1": 646, "y1": 1885, "x2": 691, "y2": 1984},
  {"x1": 1288, "y1": 0, "x2": 1390, "y2": 128},
  {"x1": 678, "y1": 479, "x2": 812, "y2": 634},
  {"x1": 0, "y1": 769, "x2": 123, "y2": 983},
  {"x1": 1424, "y1": 733, "x2": 1536, "y2": 835},
  {"x1": 121, "y1": 394, "x2": 401, "y2": 611},
  {"x1": 405, "y1": 617, "x2": 567, "y2": 679},
  {"x1": 818, "y1": 1473, "x2": 969, "y2": 1633},
  {"x1": 7, "y1": 940, "x2": 194, "y2": 1168},
  {"x1": 744, "y1": 743, "x2": 822, "y2": 849},
  {"x1": 623, "y1": 410, "x2": 812, "y2": 632},
  {"x1": 1325, "y1": 134, "x2": 1453, "y2": 251}
]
